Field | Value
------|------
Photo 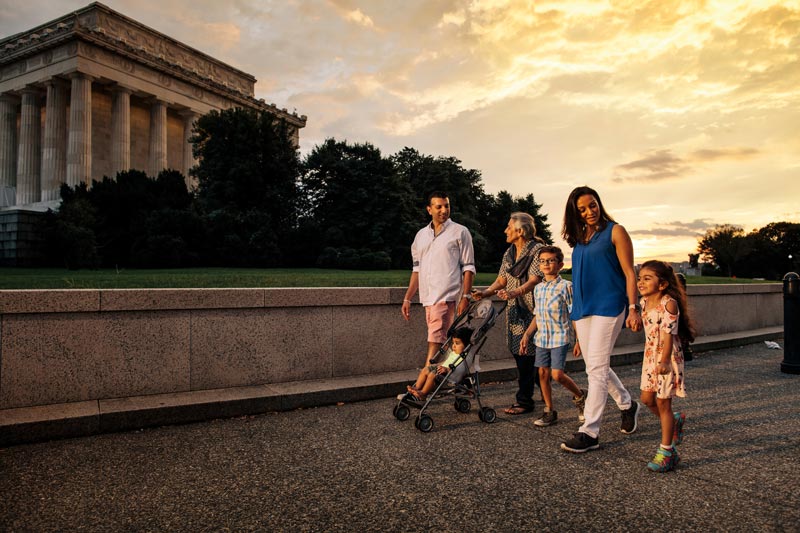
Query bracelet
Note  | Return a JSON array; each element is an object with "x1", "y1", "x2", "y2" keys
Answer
[{"x1": 403, "y1": 299, "x2": 411, "y2": 303}]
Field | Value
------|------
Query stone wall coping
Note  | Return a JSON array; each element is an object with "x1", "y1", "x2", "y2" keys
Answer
[
  {"x1": 687, "y1": 283, "x2": 782, "y2": 296},
  {"x1": 0, "y1": 283, "x2": 781, "y2": 315}
]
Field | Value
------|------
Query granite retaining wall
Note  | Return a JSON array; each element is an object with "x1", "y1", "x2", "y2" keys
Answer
[{"x1": 0, "y1": 284, "x2": 784, "y2": 411}]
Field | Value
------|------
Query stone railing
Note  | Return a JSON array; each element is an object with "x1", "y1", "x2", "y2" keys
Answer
[{"x1": 0, "y1": 284, "x2": 784, "y2": 411}]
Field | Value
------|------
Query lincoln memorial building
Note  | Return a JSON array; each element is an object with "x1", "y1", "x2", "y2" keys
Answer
[{"x1": 0, "y1": 2, "x2": 306, "y2": 264}]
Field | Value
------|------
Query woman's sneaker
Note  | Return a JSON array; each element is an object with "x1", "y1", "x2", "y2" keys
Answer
[
  {"x1": 560, "y1": 432, "x2": 599, "y2": 453},
  {"x1": 672, "y1": 412, "x2": 686, "y2": 445},
  {"x1": 620, "y1": 401, "x2": 640, "y2": 434},
  {"x1": 572, "y1": 389, "x2": 587, "y2": 422},
  {"x1": 647, "y1": 446, "x2": 680, "y2": 472},
  {"x1": 534, "y1": 410, "x2": 558, "y2": 427}
]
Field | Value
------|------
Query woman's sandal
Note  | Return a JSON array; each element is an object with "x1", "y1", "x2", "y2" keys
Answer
[{"x1": 504, "y1": 404, "x2": 533, "y2": 415}]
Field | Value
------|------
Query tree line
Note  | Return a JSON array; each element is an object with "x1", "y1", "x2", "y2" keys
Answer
[
  {"x1": 697, "y1": 222, "x2": 800, "y2": 280},
  {"x1": 42, "y1": 107, "x2": 552, "y2": 270}
]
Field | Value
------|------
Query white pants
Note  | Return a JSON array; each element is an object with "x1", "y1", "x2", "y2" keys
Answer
[{"x1": 574, "y1": 312, "x2": 633, "y2": 439}]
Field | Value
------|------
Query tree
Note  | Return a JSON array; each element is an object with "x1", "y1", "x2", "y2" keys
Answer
[
  {"x1": 41, "y1": 183, "x2": 100, "y2": 269},
  {"x1": 697, "y1": 224, "x2": 747, "y2": 277},
  {"x1": 300, "y1": 139, "x2": 417, "y2": 269},
  {"x1": 191, "y1": 108, "x2": 300, "y2": 266},
  {"x1": 738, "y1": 222, "x2": 800, "y2": 280}
]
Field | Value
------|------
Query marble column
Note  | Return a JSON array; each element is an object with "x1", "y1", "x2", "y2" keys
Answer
[
  {"x1": 41, "y1": 79, "x2": 68, "y2": 201},
  {"x1": 111, "y1": 86, "x2": 131, "y2": 177},
  {"x1": 148, "y1": 99, "x2": 167, "y2": 178},
  {"x1": 16, "y1": 88, "x2": 41, "y2": 205},
  {"x1": 181, "y1": 111, "x2": 197, "y2": 189},
  {"x1": 67, "y1": 73, "x2": 92, "y2": 187},
  {"x1": 0, "y1": 95, "x2": 19, "y2": 200}
]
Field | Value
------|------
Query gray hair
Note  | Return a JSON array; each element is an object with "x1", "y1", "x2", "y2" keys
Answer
[{"x1": 510, "y1": 212, "x2": 541, "y2": 242}]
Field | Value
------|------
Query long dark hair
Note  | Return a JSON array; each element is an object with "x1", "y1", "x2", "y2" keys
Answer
[
  {"x1": 640, "y1": 260, "x2": 697, "y2": 345},
  {"x1": 561, "y1": 186, "x2": 616, "y2": 248}
]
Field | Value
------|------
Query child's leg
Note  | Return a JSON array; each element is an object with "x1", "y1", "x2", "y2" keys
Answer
[
  {"x1": 552, "y1": 369, "x2": 582, "y2": 398},
  {"x1": 539, "y1": 367, "x2": 553, "y2": 410},
  {"x1": 419, "y1": 372, "x2": 439, "y2": 397},
  {"x1": 413, "y1": 367, "x2": 431, "y2": 390},
  {"x1": 656, "y1": 397, "x2": 674, "y2": 447},
  {"x1": 640, "y1": 390, "x2": 658, "y2": 416}
]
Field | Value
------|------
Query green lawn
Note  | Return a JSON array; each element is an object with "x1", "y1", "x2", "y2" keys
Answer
[{"x1": 0, "y1": 267, "x2": 775, "y2": 290}]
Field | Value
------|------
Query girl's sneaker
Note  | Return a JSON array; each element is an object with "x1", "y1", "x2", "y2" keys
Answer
[
  {"x1": 647, "y1": 446, "x2": 680, "y2": 472},
  {"x1": 672, "y1": 412, "x2": 686, "y2": 446}
]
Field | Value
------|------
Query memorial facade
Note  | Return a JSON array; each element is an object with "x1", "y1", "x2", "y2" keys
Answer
[
  {"x1": 0, "y1": 1, "x2": 307, "y2": 209},
  {"x1": 0, "y1": 2, "x2": 306, "y2": 264}
]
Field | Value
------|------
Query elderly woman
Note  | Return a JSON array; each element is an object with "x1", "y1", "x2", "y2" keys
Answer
[{"x1": 473, "y1": 212, "x2": 545, "y2": 415}]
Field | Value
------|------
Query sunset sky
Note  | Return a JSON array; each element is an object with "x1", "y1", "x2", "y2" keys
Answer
[{"x1": 2, "y1": 0, "x2": 798, "y2": 264}]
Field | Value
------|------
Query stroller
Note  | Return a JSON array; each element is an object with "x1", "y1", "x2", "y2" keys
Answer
[{"x1": 392, "y1": 297, "x2": 504, "y2": 432}]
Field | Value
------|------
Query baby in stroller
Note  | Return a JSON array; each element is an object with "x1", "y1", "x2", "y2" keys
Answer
[
  {"x1": 406, "y1": 327, "x2": 473, "y2": 402},
  {"x1": 394, "y1": 297, "x2": 499, "y2": 431}
]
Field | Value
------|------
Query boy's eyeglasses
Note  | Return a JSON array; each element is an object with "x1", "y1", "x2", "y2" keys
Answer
[{"x1": 540, "y1": 259, "x2": 560, "y2": 264}]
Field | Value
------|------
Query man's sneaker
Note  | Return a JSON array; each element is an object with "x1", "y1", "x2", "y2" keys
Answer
[
  {"x1": 534, "y1": 410, "x2": 558, "y2": 427},
  {"x1": 560, "y1": 432, "x2": 599, "y2": 453},
  {"x1": 647, "y1": 446, "x2": 680, "y2": 472},
  {"x1": 620, "y1": 401, "x2": 640, "y2": 434},
  {"x1": 672, "y1": 412, "x2": 686, "y2": 446},
  {"x1": 572, "y1": 389, "x2": 587, "y2": 422}
]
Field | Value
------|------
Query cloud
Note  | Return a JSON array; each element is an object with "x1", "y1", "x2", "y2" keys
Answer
[
  {"x1": 613, "y1": 149, "x2": 692, "y2": 182},
  {"x1": 690, "y1": 147, "x2": 760, "y2": 161},
  {"x1": 629, "y1": 218, "x2": 712, "y2": 238},
  {"x1": 613, "y1": 146, "x2": 761, "y2": 182}
]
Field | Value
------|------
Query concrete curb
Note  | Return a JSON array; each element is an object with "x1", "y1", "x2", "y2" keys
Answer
[{"x1": 0, "y1": 327, "x2": 783, "y2": 447}]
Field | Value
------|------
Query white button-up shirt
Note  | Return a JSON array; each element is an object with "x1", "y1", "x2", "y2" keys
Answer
[{"x1": 411, "y1": 219, "x2": 476, "y2": 306}]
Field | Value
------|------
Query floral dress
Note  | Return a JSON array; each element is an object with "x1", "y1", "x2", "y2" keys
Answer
[
  {"x1": 498, "y1": 241, "x2": 544, "y2": 355},
  {"x1": 640, "y1": 294, "x2": 686, "y2": 398}
]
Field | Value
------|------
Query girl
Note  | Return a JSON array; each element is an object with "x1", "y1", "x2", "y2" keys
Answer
[{"x1": 637, "y1": 260, "x2": 696, "y2": 472}]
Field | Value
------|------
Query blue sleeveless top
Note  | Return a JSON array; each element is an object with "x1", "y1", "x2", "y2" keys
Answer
[{"x1": 570, "y1": 221, "x2": 627, "y2": 320}]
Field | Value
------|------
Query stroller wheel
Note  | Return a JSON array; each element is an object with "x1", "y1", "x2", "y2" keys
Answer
[
  {"x1": 415, "y1": 414, "x2": 434, "y2": 433},
  {"x1": 480, "y1": 407, "x2": 497, "y2": 424},
  {"x1": 454, "y1": 398, "x2": 471, "y2": 413},
  {"x1": 393, "y1": 404, "x2": 410, "y2": 421}
]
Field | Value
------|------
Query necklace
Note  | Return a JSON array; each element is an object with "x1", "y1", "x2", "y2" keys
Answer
[{"x1": 584, "y1": 224, "x2": 598, "y2": 243}]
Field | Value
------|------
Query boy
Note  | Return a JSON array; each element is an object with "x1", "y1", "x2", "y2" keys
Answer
[
  {"x1": 407, "y1": 327, "x2": 473, "y2": 402},
  {"x1": 520, "y1": 246, "x2": 587, "y2": 426}
]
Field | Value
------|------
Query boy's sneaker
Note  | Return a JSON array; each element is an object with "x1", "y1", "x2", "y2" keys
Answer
[
  {"x1": 572, "y1": 389, "x2": 587, "y2": 422},
  {"x1": 560, "y1": 432, "x2": 599, "y2": 453},
  {"x1": 647, "y1": 446, "x2": 680, "y2": 472},
  {"x1": 620, "y1": 401, "x2": 640, "y2": 434},
  {"x1": 534, "y1": 410, "x2": 558, "y2": 427},
  {"x1": 672, "y1": 412, "x2": 686, "y2": 446}
]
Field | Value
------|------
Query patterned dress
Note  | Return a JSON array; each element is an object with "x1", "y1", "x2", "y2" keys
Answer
[
  {"x1": 498, "y1": 241, "x2": 544, "y2": 355},
  {"x1": 640, "y1": 294, "x2": 686, "y2": 398}
]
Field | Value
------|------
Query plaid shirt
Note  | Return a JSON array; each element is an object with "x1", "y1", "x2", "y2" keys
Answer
[{"x1": 533, "y1": 275, "x2": 575, "y2": 349}]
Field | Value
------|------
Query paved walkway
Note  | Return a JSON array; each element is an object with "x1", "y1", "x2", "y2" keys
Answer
[{"x1": 1, "y1": 340, "x2": 799, "y2": 532}]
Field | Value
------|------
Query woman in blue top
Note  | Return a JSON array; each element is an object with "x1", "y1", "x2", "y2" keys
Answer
[{"x1": 559, "y1": 186, "x2": 644, "y2": 453}]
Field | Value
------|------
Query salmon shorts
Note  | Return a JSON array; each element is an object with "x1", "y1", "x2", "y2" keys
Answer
[{"x1": 425, "y1": 301, "x2": 456, "y2": 344}]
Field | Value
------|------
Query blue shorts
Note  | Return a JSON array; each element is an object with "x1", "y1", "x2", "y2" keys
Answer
[{"x1": 534, "y1": 344, "x2": 571, "y2": 371}]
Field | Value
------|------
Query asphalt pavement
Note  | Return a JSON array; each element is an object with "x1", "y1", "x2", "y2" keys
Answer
[{"x1": 1, "y1": 340, "x2": 799, "y2": 532}]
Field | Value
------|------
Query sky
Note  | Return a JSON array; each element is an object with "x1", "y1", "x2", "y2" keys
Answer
[{"x1": 2, "y1": 0, "x2": 798, "y2": 264}]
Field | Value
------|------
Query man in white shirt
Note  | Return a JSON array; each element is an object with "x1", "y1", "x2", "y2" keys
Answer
[{"x1": 402, "y1": 191, "x2": 476, "y2": 364}]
